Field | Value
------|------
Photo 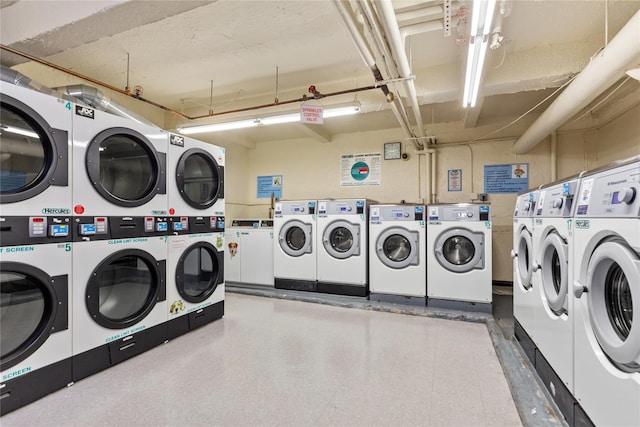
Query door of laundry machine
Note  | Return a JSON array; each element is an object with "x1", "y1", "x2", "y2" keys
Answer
[
  {"x1": 0, "y1": 262, "x2": 68, "y2": 370},
  {"x1": 175, "y1": 147, "x2": 224, "y2": 209},
  {"x1": 0, "y1": 92, "x2": 69, "y2": 205},
  {"x1": 175, "y1": 241, "x2": 223, "y2": 303},
  {"x1": 322, "y1": 220, "x2": 360, "y2": 260},
  {"x1": 85, "y1": 249, "x2": 165, "y2": 329},
  {"x1": 434, "y1": 228, "x2": 484, "y2": 273}
]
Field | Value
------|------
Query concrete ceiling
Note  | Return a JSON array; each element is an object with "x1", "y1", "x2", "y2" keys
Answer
[{"x1": 1, "y1": 0, "x2": 639, "y2": 148}]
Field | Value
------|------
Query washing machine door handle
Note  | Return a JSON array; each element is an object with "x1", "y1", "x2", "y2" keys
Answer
[
  {"x1": 573, "y1": 279, "x2": 588, "y2": 298},
  {"x1": 510, "y1": 249, "x2": 517, "y2": 259},
  {"x1": 531, "y1": 261, "x2": 540, "y2": 273}
]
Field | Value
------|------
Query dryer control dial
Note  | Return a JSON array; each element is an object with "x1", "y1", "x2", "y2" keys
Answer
[
  {"x1": 466, "y1": 211, "x2": 473, "y2": 218},
  {"x1": 618, "y1": 187, "x2": 636, "y2": 204},
  {"x1": 552, "y1": 198, "x2": 564, "y2": 209}
]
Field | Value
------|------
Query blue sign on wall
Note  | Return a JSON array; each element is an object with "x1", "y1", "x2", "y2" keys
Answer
[
  {"x1": 484, "y1": 163, "x2": 529, "y2": 194},
  {"x1": 257, "y1": 175, "x2": 283, "y2": 198}
]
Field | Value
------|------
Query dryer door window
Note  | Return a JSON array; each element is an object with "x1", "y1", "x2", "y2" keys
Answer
[
  {"x1": 176, "y1": 242, "x2": 223, "y2": 303},
  {"x1": 586, "y1": 240, "x2": 640, "y2": 373},
  {"x1": 434, "y1": 228, "x2": 484, "y2": 273},
  {"x1": 515, "y1": 227, "x2": 534, "y2": 290},
  {"x1": 176, "y1": 148, "x2": 224, "y2": 209},
  {"x1": 540, "y1": 232, "x2": 569, "y2": 315},
  {"x1": 323, "y1": 220, "x2": 360, "y2": 260},
  {"x1": 85, "y1": 127, "x2": 165, "y2": 207},
  {"x1": 0, "y1": 263, "x2": 64, "y2": 370},
  {"x1": 278, "y1": 220, "x2": 312, "y2": 257},
  {"x1": 86, "y1": 249, "x2": 165, "y2": 329},
  {"x1": 0, "y1": 94, "x2": 68, "y2": 203},
  {"x1": 376, "y1": 227, "x2": 419, "y2": 269}
]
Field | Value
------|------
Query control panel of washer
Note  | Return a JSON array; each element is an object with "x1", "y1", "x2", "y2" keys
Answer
[
  {"x1": 536, "y1": 179, "x2": 579, "y2": 217},
  {"x1": 576, "y1": 161, "x2": 640, "y2": 217}
]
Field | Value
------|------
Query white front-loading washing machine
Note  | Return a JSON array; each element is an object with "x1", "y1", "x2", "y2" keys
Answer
[
  {"x1": 572, "y1": 156, "x2": 640, "y2": 427},
  {"x1": 426, "y1": 204, "x2": 492, "y2": 312},
  {"x1": 166, "y1": 216, "x2": 225, "y2": 340},
  {"x1": 1, "y1": 83, "x2": 72, "y2": 217},
  {"x1": 273, "y1": 200, "x2": 317, "y2": 291},
  {"x1": 369, "y1": 204, "x2": 426, "y2": 304},
  {"x1": 512, "y1": 189, "x2": 540, "y2": 364},
  {"x1": 72, "y1": 105, "x2": 168, "y2": 217},
  {"x1": 71, "y1": 216, "x2": 168, "y2": 382},
  {"x1": 531, "y1": 176, "x2": 581, "y2": 425},
  {"x1": 316, "y1": 199, "x2": 372, "y2": 297},
  {"x1": 0, "y1": 217, "x2": 72, "y2": 416},
  {"x1": 167, "y1": 133, "x2": 224, "y2": 218}
]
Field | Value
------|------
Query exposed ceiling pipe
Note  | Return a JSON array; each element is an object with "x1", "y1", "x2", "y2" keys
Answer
[
  {"x1": 512, "y1": 9, "x2": 640, "y2": 154},
  {"x1": 55, "y1": 84, "x2": 156, "y2": 126},
  {"x1": 333, "y1": 0, "x2": 417, "y2": 142},
  {"x1": 375, "y1": 0, "x2": 427, "y2": 140},
  {"x1": 0, "y1": 65, "x2": 70, "y2": 99},
  {"x1": 395, "y1": 5, "x2": 446, "y2": 23}
]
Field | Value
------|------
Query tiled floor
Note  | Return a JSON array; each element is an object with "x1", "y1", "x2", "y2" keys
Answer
[{"x1": 2, "y1": 293, "x2": 522, "y2": 426}]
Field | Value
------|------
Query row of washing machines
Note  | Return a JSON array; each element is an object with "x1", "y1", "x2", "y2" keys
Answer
[
  {"x1": 512, "y1": 155, "x2": 640, "y2": 427},
  {"x1": 272, "y1": 199, "x2": 492, "y2": 310},
  {"x1": 0, "y1": 83, "x2": 226, "y2": 415}
]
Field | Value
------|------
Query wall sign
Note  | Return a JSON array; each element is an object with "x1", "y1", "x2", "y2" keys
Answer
[
  {"x1": 448, "y1": 169, "x2": 462, "y2": 192},
  {"x1": 257, "y1": 175, "x2": 283, "y2": 198},
  {"x1": 484, "y1": 163, "x2": 529, "y2": 193},
  {"x1": 340, "y1": 153, "x2": 381, "y2": 186}
]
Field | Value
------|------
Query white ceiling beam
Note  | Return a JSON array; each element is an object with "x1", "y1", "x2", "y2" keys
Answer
[{"x1": 298, "y1": 123, "x2": 333, "y2": 143}]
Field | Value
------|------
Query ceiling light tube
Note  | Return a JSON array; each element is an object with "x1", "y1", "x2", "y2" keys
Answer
[
  {"x1": 176, "y1": 101, "x2": 361, "y2": 135},
  {"x1": 462, "y1": 0, "x2": 497, "y2": 108}
]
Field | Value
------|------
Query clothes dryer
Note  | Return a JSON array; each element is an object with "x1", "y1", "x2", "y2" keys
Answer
[
  {"x1": 426, "y1": 204, "x2": 492, "y2": 312},
  {"x1": 1, "y1": 83, "x2": 72, "y2": 217},
  {"x1": 512, "y1": 189, "x2": 539, "y2": 364},
  {"x1": 72, "y1": 106, "x2": 168, "y2": 217},
  {"x1": 531, "y1": 176, "x2": 581, "y2": 425},
  {"x1": 166, "y1": 216, "x2": 225, "y2": 340},
  {"x1": 0, "y1": 216, "x2": 72, "y2": 415},
  {"x1": 316, "y1": 199, "x2": 372, "y2": 297},
  {"x1": 273, "y1": 200, "x2": 317, "y2": 292},
  {"x1": 572, "y1": 157, "x2": 640, "y2": 427},
  {"x1": 368, "y1": 204, "x2": 426, "y2": 304},
  {"x1": 167, "y1": 133, "x2": 224, "y2": 218},
  {"x1": 71, "y1": 216, "x2": 168, "y2": 382}
]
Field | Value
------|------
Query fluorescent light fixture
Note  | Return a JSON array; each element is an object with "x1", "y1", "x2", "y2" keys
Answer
[
  {"x1": 463, "y1": 0, "x2": 497, "y2": 108},
  {"x1": 1, "y1": 125, "x2": 40, "y2": 139},
  {"x1": 177, "y1": 102, "x2": 361, "y2": 135}
]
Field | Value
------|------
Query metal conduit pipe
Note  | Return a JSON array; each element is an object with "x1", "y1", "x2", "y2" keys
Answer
[
  {"x1": 512, "y1": 10, "x2": 640, "y2": 154},
  {"x1": 355, "y1": 0, "x2": 420, "y2": 144},
  {"x1": 430, "y1": 148, "x2": 437, "y2": 203},
  {"x1": 55, "y1": 84, "x2": 155, "y2": 126},
  {"x1": 376, "y1": 0, "x2": 427, "y2": 140},
  {"x1": 550, "y1": 130, "x2": 557, "y2": 182},
  {"x1": 395, "y1": 4, "x2": 445, "y2": 23},
  {"x1": 333, "y1": 0, "x2": 417, "y2": 142}
]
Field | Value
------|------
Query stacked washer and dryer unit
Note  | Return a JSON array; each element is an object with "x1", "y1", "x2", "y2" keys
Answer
[
  {"x1": 166, "y1": 133, "x2": 225, "y2": 340},
  {"x1": 0, "y1": 82, "x2": 74, "y2": 415},
  {"x1": 70, "y1": 96, "x2": 171, "y2": 381},
  {"x1": 572, "y1": 157, "x2": 640, "y2": 427}
]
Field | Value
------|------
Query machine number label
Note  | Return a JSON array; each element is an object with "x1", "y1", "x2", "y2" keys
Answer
[{"x1": 575, "y1": 220, "x2": 590, "y2": 229}]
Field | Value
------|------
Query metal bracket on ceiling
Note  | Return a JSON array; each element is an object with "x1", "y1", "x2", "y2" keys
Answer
[{"x1": 443, "y1": 0, "x2": 453, "y2": 36}]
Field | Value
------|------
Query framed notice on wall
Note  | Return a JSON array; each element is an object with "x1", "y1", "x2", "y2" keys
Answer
[
  {"x1": 340, "y1": 153, "x2": 381, "y2": 186},
  {"x1": 448, "y1": 169, "x2": 462, "y2": 192},
  {"x1": 484, "y1": 163, "x2": 529, "y2": 193},
  {"x1": 257, "y1": 175, "x2": 283, "y2": 198}
]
